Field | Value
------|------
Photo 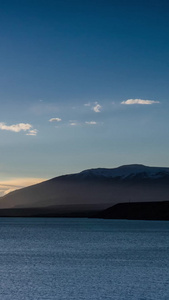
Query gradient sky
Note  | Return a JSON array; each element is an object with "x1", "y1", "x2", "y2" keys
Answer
[{"x1": 0, "y1": 0, "x2": 169, "y2": 194}]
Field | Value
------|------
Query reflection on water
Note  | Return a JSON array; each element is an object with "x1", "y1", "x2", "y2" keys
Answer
[{"x1": 0, "y1": 218, "x2": 169, "y2": 300}]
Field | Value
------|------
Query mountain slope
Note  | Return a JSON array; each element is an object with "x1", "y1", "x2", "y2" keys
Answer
[{"x1": 0, "y1": 164, "x2": 169, "y2": 216}]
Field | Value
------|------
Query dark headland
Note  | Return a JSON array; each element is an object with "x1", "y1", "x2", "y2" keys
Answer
[{"x1": 0, "y1": 164, "x2": 169, "y2": 220}]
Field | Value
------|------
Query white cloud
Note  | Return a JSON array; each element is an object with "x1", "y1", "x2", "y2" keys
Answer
[
  {"x1": 93, "y1": 102, "x2": 102, "y2": 112},
  {"x1": 85, "y1": 121, "x2": 97, "y2": 125},
  {"x1": 26, "y1": 129, "x2": 38, "y2": 136},
  {"x1": 0, "y1": 122, "x2": 32, "y2": 132},
  {"x1": 121, "y1": 99, "x2": 160, "y2": 105},
  {"x1": 84, "y1": 103, "x2": 91, "y2": 107},
  {"x1": 0, "y1": 122, "x2": 38, "y2": 136},
  {"x1": 49, "y1": 118, "x2": 62, "y2": 122},
  {"x1": 0, "y1": 178, "x2": 45, "y2": 196}
]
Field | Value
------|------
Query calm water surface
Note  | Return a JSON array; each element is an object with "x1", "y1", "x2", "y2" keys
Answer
[{"x1": 0, "y1": 218, "x2": 169, "y2": 300}]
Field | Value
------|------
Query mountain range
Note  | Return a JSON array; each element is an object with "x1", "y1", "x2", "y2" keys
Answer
[{"x1": 0, "y1": 164, "x2": 169, "y2": 218}]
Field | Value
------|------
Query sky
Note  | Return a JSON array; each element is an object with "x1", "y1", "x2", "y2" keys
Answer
[{"x1": 0, "y1": 0, "x2": 169, "y2": 195}]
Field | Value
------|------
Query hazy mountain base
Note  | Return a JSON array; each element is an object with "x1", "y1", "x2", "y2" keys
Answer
[{"x1": 0, "y1": 179, "x2": 169, "y2": 209}]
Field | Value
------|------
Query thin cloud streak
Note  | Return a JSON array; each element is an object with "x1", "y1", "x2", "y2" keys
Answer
[
  {"x1": 26, "y1": 129, "x2": 38, "y2": 136},
  {"x1": 121, "y1": 99, "x2": 160, "y2": 105},
  {"x1": 85, "y1": 121, "x2": 97, "y2": 125},
  {"x1": 69, "y1": 122, "x2": 78, "y2": 126}
]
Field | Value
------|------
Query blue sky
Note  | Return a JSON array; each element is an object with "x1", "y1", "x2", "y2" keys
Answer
[{"x1": 0, "y1": 0, "x2": 169, "y2": 194}]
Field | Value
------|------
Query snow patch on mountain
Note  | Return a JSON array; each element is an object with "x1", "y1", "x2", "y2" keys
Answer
[{"x1": 78, "y1": 164, "x2": 169, "y2": 180}]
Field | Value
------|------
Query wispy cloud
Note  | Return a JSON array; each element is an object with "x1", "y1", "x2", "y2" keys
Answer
[
  {"x1": 0, "y1": 122, "x2": 38, "y2": 135},
  {"x1": 26, "y1": 129, "x2": 38, "y2": 136},
  {"x1": 69, "y1": 122, "x2": 78, "y2": 126},
  {"x1": 84, "y1": 103, "x2": 91, "y2": 107},
  {"x1": 49, "y1": 118, "x2": 62, "y2": 122},
  {"x1": 0, "y1": 178, "x2": 45, "y2": 196},
  {"x1": 121, "y1": 99, "x2": 160, "y2": 105},
  {"x1": 92, "y1": 102, "x2": 102, "y2": 112},
  {"x1": 85, "y1": 121, "x2": 97, "y2": 125}
]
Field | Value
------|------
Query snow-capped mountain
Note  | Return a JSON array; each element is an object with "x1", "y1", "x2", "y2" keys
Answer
[
  {"x1": 0, "y1": 164, "x2": 169, "y2": 217},
  {"x1": 77, "y1": 164, "x2": 169, "y2": 180}
]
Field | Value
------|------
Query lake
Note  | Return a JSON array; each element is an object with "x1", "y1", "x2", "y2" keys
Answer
[{"x1": 0, "y1": 218, "x2": 169, "y2": 300}]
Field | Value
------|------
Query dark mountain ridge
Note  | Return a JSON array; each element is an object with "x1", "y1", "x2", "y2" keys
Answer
[{"x1": 0, "y1": 164, "x2": 169, "y2": 218}]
